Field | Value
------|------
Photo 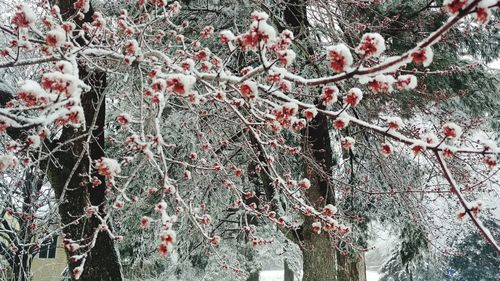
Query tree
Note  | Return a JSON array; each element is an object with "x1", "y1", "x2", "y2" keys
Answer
[
  {"x1": 0, "y1": 0, "x2": 499, "y2": 281},
  {"x1": 0, "y1": 166, "x2": 48, "y2": 281},
  {"x1": 448, "y1": 219, "x2": 500, "y2": 281},
  {"x1": 1, "y1": 1, "x2": 123, "y2": 280}
]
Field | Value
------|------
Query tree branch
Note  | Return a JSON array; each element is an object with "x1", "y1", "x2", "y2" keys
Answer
[{"x1": 434, "y1": 151, "x2": 500, "y2": 254}]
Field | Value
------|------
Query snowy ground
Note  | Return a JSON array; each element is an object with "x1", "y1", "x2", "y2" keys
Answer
[
  {"x1": 259, "y1": 270, "x2": 380, "y2": 281},
  {"x1": 366, "y1": 270, "x2": 380, "y2": 281},
  {"x1": 259, "y1": 270, "x2": 284, "y2": 281}
]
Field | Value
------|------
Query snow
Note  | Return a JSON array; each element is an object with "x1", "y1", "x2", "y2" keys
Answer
[
  {"x1": 55, "y1": 60, "x2": 74, "y2": 74},
  {"x1": 396, "y1": 74, "x2": 417, "y2": 90},
  {"x1": 333, "y1": 113, "x2": 350, "y2": 130},
  {"x1": 46, "y1": 27, "x2": 66, "y2": 47},
  {"x1": 0, "y1": 3, "x2": 498, "y2": 281},
  {"x1": 442, "y1": 122, "x2": 463, "y2": 140},
  {"x1": 254, "y1": 21, "x2": 277, "y2": 43},
  {"x1": 366, "y1": 270, "x2": 380, "y2": 281},
  {"x1": 41, "y1": 71, "x2": 84, "y2": 98},
  {"x1": 298, "y1": 178, "x2": 311, "y2": 190},
  {"x1": 303, "y1": 108, "x2": 318, "y2": 121},
  {"x1": 488, "y1": 59, "x2": 500, "y2": 69},
  {"x1": 340, "y1": 136, "x2": 355, "y2": 149},
  {"x1": 96, "y1": 157, "x2": 121, "y2": 179},
  {"x1": 479, "y1": 0, "x2": 497, "y2": 6},
  {"x1": 27, "y1": 135, "x2": 41, "y2": 148},
  {"x1": 321, "y1": 85, "x2": 339, "y2": 106},
  {"x1": 124, "y1": 39, "x2": 141, "y2": 56},
  {"x1": 322, "y1": 204, "x2": 337, "y2": 216},
  {"x1": 356, "y1": 33, "x2": 386, "y2": 58},
  {"x1": 344, "y1": 88, "x2": 363, "y2": 107},
  {"x1": 239, "y1": 80, "x2": 258, "y2": 100},
  {"x1": 11, "y1": 4, "x2": 36, "y2": 28},
  {"x1": 326, "y1": 44, "x2": 353, "y2": 72},
  {"x1": 18, "y1": 79, "x2": 47, "y2": 98},
  {"x1": 219, "y1": 30, "x2": 235, "y2": 43},
  {"x1": 73, "y1": 0, "x2": 90, "y2": 13},
  {"x1": 277, "y1": 49, "x2": 296, "y2": 66},
  {"x1": 380, "y1": 142, "x2": 394, "y2": 156},
  {"x1": 363, "y1": 74, "x2": 396, "y2": 93},
  {"x1": 251, "y1": 11, "x2": 270, "y2": 21},
  {"x1": 165, "y1": 74, "x2": 196, "y2": 96},
  {"x1": 258, "y1": 269, "x2": 380, "y2": 280},
  {"x1": 180, "y1": 59, "x2": 195, "y2": 71},
  {"x1": 260, "y1": 270, "x2": 284, "y2": 281},
  {"x1": 386, "y1": 117, "x2": 404, "y2": 130},
  {"x1": 282, "y1": 102, "x2": 299, "y2": 116},
  {"x1": 413, "y1": 46, "x2": 434, "y2": 67},
  {"x1": 20, "y1": 4, "x2": 36, "y2": 24},
  {"x1": 0, "y1": 155, "x2": 18, "y2": 171}
]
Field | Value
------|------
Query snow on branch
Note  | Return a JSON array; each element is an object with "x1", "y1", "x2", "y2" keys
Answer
[
  {"x1": 434, "y1": 151, "x2": 500, "y2": 254},
  {"x1": 0, "y1": 0, "x2": 499, "y2": 277}
]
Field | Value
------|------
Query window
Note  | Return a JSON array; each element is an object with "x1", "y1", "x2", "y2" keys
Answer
[{"x1": 39, "y1": 236, "x2": 57, "y2": 259}]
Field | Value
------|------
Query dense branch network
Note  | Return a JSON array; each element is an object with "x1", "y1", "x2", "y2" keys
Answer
[{"x1": 0, "y1": 0, "x2": 499, "y2": 279}]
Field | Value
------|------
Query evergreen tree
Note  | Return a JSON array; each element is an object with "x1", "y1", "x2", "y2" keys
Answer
[
  {"x1": 0, "y1": 1, "x2": 498, "y2": 281},
  {"x1": 449, "y1": 219, "x2": 500, "y2": 281}
]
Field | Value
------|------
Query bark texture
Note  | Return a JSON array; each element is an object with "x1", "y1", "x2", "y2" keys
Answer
[
  {"x1": 246, "y1": 270, "x2": 260, "y2": 281},
  {"x1": 284, "y1": 259, "x2": 295, "y2": 281},
  {"x1": 337, "y1": 253, "x2": 367, "y2": 281},
  {"x1": 44, "y1": 1, "x2": 123, "y2": 280},
  {"x1": 45, "y1": 60, "x2": 122, "y2": 281},
  {"x1": 301, "y1": 103, "x2": 339, "y2": 281},
  {"x1": 281, "y1": 1, "x2": 367, "y2": 280}
]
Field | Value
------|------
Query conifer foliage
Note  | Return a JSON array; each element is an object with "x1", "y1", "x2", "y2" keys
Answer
[{"x1": 0, "y1": 0, "x2": 499, "y2": 280}]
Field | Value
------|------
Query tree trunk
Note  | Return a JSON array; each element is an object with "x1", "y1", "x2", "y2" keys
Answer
[
  {"x1": 246, "y1": 270, "x2": 260, "y2": 281},
  {"x1": 284, "y1": 259, "x2": 294, "y2": 281},
  {"x1": 12, "y1": 170, "x2": 38, "y2": 281},
  {"x1": 279, "y1": 1, "x2": 367, "y2": 280},
  {"x1": 301, "y1": 230, "x2": 337, "y2": 281},
  {"x1": 337, "y1": 253, "x2": 367, "y2": 281},
  {"x1": 44, "y1": 1, "x2": 123, "y2": 280},
  {"x1": 46, "y1": 66, "x2": 122, "y2": 281},
  {"x1": 300, "y1": 104, "x2": 338, "y2": 281},
  {"x1": 0, "y1": 1, "x2": 122, "y2": 280},
  {"x1": 12, "y1": 251, "x2": 31, "y2": 281}
]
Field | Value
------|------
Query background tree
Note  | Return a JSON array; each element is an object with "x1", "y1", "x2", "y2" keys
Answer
[
  {"x1": 0, "y1": 1, "x2": 498, "y2": 281},
  {"x1": 0, "y1": 166, "x2": 50, "y2": 281},
  {"x1": 448, "y1": 219, "x2": 500, "y2": 281}
]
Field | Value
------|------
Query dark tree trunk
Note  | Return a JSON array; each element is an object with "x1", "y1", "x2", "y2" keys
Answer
[
  {"x1": 284, "y1": 259, "x2": 294, "y2": 281},
  {"x1": 43, "y1": 1, "x2": 123, "y2": 280},
  {"x1": 246, "y1": 270, "x2": 260, "y2": 281},
  {"x1": 280, "y1": 1, "x2": 367, "y2": 280},
  {"x1": 11, "y1": 251, "x2": 31, "y2": 281},
  {"x1": 301, "y1": 103, "x2": 339, "y2": 281},
  {"x1": 0, "y1": 170, "x2": 43, "y2": 281},
  {"x1": 337, "y1": 253, "x2": 367, "y2": 281},
  {"x1": 282, "y1": 1, "x2": 340, "y2": 281},
  {"x1": 301, "y1": 231, "x2": 337, "y2": 281},
  {"x1": 46, "y1": 65, "x2": 122, "y2": 281}
]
